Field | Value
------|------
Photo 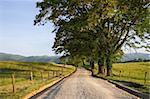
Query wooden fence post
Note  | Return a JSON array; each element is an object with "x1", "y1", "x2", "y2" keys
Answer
[
  {"x1": 56, "y1": 71, "x2": 58, "y2": 77},
  {"x1": 119, "y1": 71, "x2": 121, "y2": 77},
  {"x1": 144, "y1": 72, "x2": 147, "y2": 85},
  {"x1": 59, "y1": 70, "x2": 61, "y2": 76},
  {"x1": 40, "y1": 71, "x2": 43, "y2": 80},
  {"x1": 11, "y1": 73, "x2": 16, "y2": 93},
  {"x1": 128, "y1": 72, "x2": 130, "y2": 80},
  {"x1": 128, "y1": 72, "x2": 130, "y2": 77},
  {"x1": 30, "y1": 71, "x2": 33, "y2": 81},
  {"x1": 48, "y1": 71, "x2": 50, "y2": 79},
  {"x1": 61, "y1": 68, "x2": 63, "y2": 75},
  {"x1": 57, "y1": 70, "x2": 59, "y2": 77},
  {"x1": 53, "y1": 71, "x2": 55, "y2": 77}
]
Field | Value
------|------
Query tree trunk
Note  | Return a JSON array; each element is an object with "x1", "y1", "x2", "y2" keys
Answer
[
  {"x1": 106, "y1": 56, "x2": 112, "y2": 76},
  {"x1": 98, "y1": 59, "x2": 103, "y2": 74},
  {"x1": 106, "y1": 66, "x2": 111, "y2": 76},
  {"x1": 82, "y1": 59, "x2": 85, "y2": 66},
  {"x1": 90, "y1": 60, "x2": 94, "y2": 76}
]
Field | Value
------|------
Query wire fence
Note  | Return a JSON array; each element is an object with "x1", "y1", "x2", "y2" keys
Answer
[
  {"x1": 111, "y1": 70, "x2": 150, "y2": 86},
  {"x1": 0, "y1": 69, "x2": 64, "y2": 93}
]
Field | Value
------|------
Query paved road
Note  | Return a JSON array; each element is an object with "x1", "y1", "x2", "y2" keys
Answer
[{"x1": 31, "y1": 68, "x2": 138, "y2": 99}]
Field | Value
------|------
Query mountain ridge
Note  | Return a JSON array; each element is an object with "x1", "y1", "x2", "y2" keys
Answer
[
  {"x1": 121, "y1": 53, "x2": 150, "y2": 62},
  {"x1": 0, "y1": 52, "x2": 61, "y2": 63},
  {"x1": 0, "y1": 52, "x2": 149, "y2": 63}
]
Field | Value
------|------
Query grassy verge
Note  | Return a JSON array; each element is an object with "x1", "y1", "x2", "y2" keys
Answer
[
  {"x1": 0, "y1": 61, "x2": 75, "y2": 99},
  {"x1": 85, "y1": 62, "x2": 150, "y2": 94}
]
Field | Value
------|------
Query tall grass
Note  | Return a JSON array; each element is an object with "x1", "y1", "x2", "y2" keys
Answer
[
  {"x1": 112, "y1": 62, "x2": 150, "y2": 84},
  {"x1": 94, "y1": 62, "x2": 150, "y2": 93},
  {"x1": 0, "y1": 61, "x2": 75, "y2": 99}
]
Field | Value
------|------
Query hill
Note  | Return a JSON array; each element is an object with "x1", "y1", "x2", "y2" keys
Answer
[
  {"x1": 0, "y1": 52, "x2": 149, "y2": 63},
  {"x1": 0, "y1": 53, "x2": 61, "y2": 63},
  {"x1": 0, "y1": 53, "x2": 25, "y2": 61},
  {"x1": 121, "y1": 53, "x2": 150, "y2": 62}
]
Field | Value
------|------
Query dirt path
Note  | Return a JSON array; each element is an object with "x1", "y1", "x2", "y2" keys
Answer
[{"x1": 31, "y1": 68, "x2": 139, "y2": 99}]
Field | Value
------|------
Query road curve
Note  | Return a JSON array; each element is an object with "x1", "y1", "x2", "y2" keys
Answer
[{"x1": 31, "y1": 68, "x2": 138, "y2": 99}]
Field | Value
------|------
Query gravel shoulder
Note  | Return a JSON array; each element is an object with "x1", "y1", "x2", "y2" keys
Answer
[{"x1": 32, "y1": 68, "x2": 139, "y2": 99}]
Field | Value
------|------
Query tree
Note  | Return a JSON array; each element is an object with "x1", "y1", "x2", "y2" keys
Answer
[
  {"x1": 53, "y1": 19, "x2": 98, "y2": 71},
  {"x1": 84, "y1": 0, "x2": 150, "y2": 75},
  {"x1": 35, "y1": 0, "x2": 150, "y2": 76}
]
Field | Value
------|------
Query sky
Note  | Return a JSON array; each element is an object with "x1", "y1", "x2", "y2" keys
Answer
[
  {"x1": 0, "y1": 0, "x2": 149, "y2": 56},
  {"x1": 0, "y1": 0, "x2": 56, "y2": 56}
]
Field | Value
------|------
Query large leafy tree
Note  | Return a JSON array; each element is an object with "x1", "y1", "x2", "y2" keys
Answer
[
  {"x1": 52, "y1": 18, "x2": 98, "y2": 68},
  {"x1": 34, "y1": 0, "x2": 106, "y2": 74},
  {"x1": 35, "y1": 0, "x2": 150, "y2": 76},
  {"x1": 84, "y1": 0, "x2": 150, "y2": 75}
]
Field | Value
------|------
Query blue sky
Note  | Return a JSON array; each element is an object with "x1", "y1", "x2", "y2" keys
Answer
[
  {"x1": 0, "y1": 0, "x2": 148, "y2": 56},
  {"x1": 0, "y1": 0, "x2": 56, "y2": 56}
]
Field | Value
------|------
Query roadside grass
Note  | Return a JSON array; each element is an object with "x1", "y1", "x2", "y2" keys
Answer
[
  {"x1": 85, "y1": 62, "x2": 150, "y2": 94},
  {"x1": 110, "y1": 62, "x2": 150, "y2": 94},
  {"x1": 0, "y1": 61, "x2": 75, "y2": 99}
]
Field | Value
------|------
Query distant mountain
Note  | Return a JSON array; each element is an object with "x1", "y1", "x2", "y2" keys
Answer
[
  {"x1": 121, "y1": 53, "x2": 150, "y2": 62},
  {"x1": 0, "y1": 53, "x2": 25, "y2": 61},
  {"x1": 0, "y1": 53, "x2": 61, "y2": 63},
  {"x1": 0, "y1": 52, "x2": 149, "y2": 63}
]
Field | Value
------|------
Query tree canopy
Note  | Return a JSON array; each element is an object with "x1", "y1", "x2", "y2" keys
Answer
[{"x1": 35, "y1": 0, "x2": 150, "y2": 76}]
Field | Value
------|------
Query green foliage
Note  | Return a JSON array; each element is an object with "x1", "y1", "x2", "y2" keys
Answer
[
  {"x1": 35, "y1": 0, "x2": 150, "y2": 75},
  {"x1": 35, "y1": 0, "x2": 149, "y2": 55}
]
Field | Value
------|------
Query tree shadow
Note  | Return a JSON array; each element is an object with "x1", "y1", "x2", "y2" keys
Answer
[
  {"x1": 112, "y1": 80, "x2": 150, "y2": 94},
  {"x1": 113, "y1": 80, "x2": 144, "y2": 88}
]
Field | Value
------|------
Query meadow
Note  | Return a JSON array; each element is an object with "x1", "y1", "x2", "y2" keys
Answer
[
  {"x1": 0, "y1": 61, "x2": 75, "y2": 99},
  {"x1": 92, "y1": 62, "x2": 150, "y2": 94}
]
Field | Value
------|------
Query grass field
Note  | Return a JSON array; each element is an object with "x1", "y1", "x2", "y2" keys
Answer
[
  {"x1": 0, "y1": 61, "x2": 75, "y2": 99},
  {"x1": 92, "y1": 62, "x2": 150, "y2": 94}
]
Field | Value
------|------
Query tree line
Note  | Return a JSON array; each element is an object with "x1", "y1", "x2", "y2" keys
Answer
[{"x1": 34, "y1": 0, "x2": 150, "y2": 76}]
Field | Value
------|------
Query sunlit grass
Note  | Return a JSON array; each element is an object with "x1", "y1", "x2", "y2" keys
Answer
[
  {"x1": 0, "y1": 61, "x2": 75, "y2": 99},
  {"x1": 93, "y1": 62, "x2": 150, "y2": 93},
  {"x1": 112, "y1": 62, "x2": 150, "y2": 84}
]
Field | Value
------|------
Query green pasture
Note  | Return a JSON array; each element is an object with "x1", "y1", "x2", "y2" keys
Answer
[
  {"x1": 0, "y1": 61, "x2": 75, "y2": 99},
  {"x1": 92, "y1": 62, "x2": 150, "y2": 94}
]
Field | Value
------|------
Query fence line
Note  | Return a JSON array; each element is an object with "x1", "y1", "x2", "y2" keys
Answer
[
  {"x1": 11, "y1": 73, "x2": 16, "y2": 93},
  {"x1": 3, "y1": 70, "x2": 63, "y2": 93},
  {"x1": 112, "y1": 70, "x2": 149, "y2": 85}
]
